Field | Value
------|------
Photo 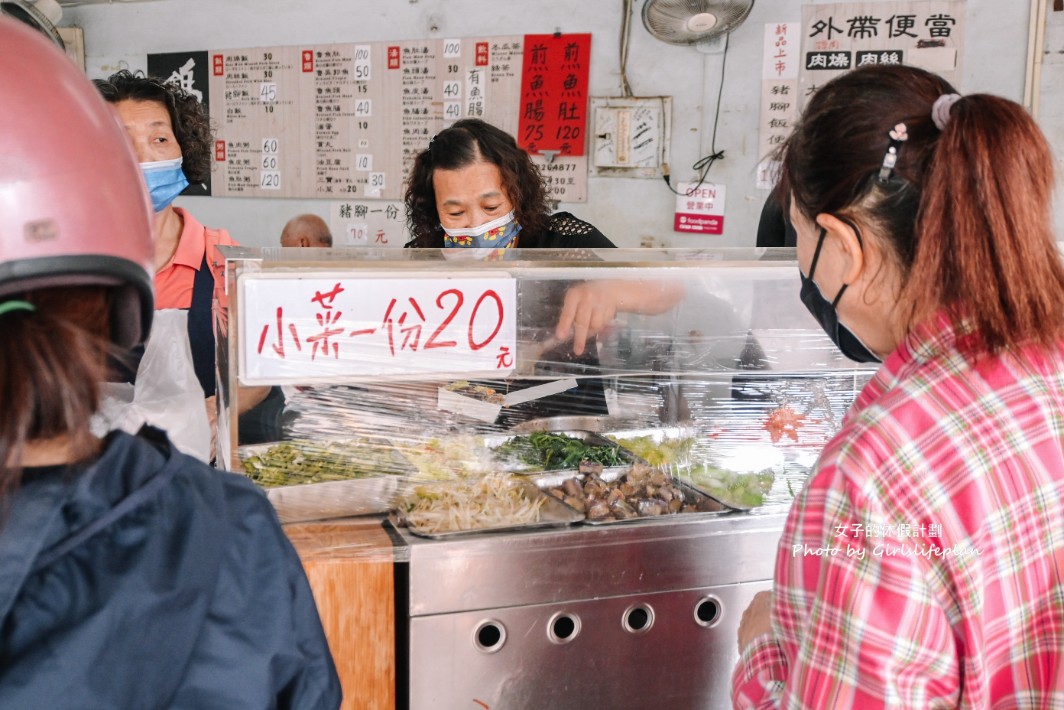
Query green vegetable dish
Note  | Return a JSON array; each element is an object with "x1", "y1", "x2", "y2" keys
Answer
[
  {"x1": 606, "y1": 435, "x2": 694, "y2": 467},
  {"x1": 680, "y1": 463, "x2": 776, "y2": 509},
  {"x1": 492, "y1": 432, "x2": 627, "y2": 470},
  {"x1": 240, "y1": 439, "x2": 407, "y2": 488}
]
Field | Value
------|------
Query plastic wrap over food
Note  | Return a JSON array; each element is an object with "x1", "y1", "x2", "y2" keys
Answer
[{"x1": 220, "y1": 247, "x2": 877, "y2": 531}]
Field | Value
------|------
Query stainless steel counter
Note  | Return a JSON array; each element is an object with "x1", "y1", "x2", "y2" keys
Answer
[{"x1": 393, "y1": 510, "x2": 788, "y2": 710}]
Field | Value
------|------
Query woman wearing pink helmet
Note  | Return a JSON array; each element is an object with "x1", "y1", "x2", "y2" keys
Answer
[{"x1": 0, "y1": 18, "x2": 341, "y2": 709}]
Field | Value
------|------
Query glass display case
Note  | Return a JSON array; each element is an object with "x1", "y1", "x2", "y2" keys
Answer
[
  {"x1": 218, "y1": 246, "x2": 872, "y2": 516},
  {"x1": 216, "y1": 246, "x2": 875, "y2": 709}
]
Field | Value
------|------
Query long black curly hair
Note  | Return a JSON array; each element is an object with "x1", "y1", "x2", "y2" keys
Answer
[
  {"x1": 94, "y1": 70, "x2": 213, "y2": 184},
  {"x1": 404, "y1": 119, "x2": 551, "y2": 247}
]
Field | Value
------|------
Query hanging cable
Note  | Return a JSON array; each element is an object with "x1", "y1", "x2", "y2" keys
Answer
[
  {"x1": 619, "y1": 0, "x2": 634, "y2": 97},
  {"x1": 662, "y1": 32, "x2": 730, "y2": 196}
]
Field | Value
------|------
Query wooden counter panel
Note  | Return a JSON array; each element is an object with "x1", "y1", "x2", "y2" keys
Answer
[{"x1": 287, "y1": 518, "x2": 396, "y2": 710}]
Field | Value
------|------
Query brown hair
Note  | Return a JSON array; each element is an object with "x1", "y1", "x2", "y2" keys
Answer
[
  {"x1": 780, "y1": 64, "x2": 1064, "y2": 352},
  {"x1": 0, "y1": 287, "x2": 113, "y2": 494},
  {"x1": 404, "y1": 119, "x2": 551, "y2": 247},
  {"x1": 94, "y1": 70, "x2": 214, "y2": 184}
]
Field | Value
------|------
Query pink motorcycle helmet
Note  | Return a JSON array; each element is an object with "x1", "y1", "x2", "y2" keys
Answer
[{"x1": 0, "y1": 16, "x2": 154, "y2": 347}]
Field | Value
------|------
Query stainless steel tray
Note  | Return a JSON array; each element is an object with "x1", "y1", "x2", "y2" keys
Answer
[
  {"x1": 532, "y1": 465, "x2": 731, "y2": 525},
  {"x1": 391, "y1": 476, "x2": 584, "y2": 539},
  {"x1": 237, "y1": 438, "x2": 414, "y2": 523},
  {"x1": 267, "y1": 477, "x2": 400, "y2": 524}
]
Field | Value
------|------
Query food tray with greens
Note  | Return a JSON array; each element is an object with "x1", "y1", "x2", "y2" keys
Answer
[
  {"x1": 533, "y1": 460, "x2": 731, "y2": 525},
  {"x1": 389, "y1": 435, "x2": 494, "y2": 481},
  {"x1": 602, "y1": 428, "x2": 696, "y2": 469},
  {"x1": 602, "y1": 428, "x2": 779, "y2": 511},
  {"x1": 390, "y1": 472, "x2": 583, "y2": 539},
  {"x1": 237, "y1": 438, "x2": 415, "y2": 523},
  {"x1": 674, "y1": 462, "x2": 777, "y2": 511},
  {"x1": 488, "y1": 430, "x2": 634, "y2": 474}
]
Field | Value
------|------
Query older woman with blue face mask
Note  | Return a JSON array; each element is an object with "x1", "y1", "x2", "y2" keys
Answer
[{"x1": 95, "y1": 71, "x2": 277, "y2": 446}]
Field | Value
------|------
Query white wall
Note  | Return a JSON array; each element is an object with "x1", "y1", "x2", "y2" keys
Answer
[{"x1": 64, "y1": 0, "x2": 1034, "y2": 248}]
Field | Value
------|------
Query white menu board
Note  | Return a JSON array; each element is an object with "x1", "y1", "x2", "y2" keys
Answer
[{"x1": 200, "y1": 36, "x2": 528, "y2": 200}]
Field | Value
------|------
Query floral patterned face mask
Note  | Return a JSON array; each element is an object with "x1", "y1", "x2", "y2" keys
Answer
[{"x1": 442, "y1": 210, "x2": 521, "y2": 248}]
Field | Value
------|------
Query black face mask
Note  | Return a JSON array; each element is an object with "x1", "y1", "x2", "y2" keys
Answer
[{"x1": 799, "y1": 223, "x2": 882, "y2": 364}]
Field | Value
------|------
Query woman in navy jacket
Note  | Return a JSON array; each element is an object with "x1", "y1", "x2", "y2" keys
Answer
[{"x1": 0, "y1": 18, "x2": 341, "y2": 709}]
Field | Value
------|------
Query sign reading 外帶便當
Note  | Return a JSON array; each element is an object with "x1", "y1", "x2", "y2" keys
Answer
[
  {"x1": 238, "y1": 273, "x2": 517, "y2": 384},
  {"x1": 754, "y1": 2, "x2": 965, "y2": 190},
  {"x1": 798, "y1": 1, "x2": 965, "y2": 110},
  {"x1": 149, "y1": 33, "x2": 592, "y2": 204}
]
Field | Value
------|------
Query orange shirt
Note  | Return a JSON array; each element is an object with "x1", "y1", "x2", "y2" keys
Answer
[{"x1": 153, "y1": 207, "x2": 238, "y2": 310}]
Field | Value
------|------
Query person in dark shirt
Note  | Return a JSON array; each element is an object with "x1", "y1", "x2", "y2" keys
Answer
[{"x1": 756, "y1": 183, "x2": 797, "y2": 248}]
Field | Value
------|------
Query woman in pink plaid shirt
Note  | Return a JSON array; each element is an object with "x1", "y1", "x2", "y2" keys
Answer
[{"x1": 733, "y1": 64, "x2": 1064, "y2": 708}]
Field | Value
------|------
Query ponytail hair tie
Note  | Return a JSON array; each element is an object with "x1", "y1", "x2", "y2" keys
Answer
[{"x1": 932, "y1": 93, "x2": 962, "y2": 131}]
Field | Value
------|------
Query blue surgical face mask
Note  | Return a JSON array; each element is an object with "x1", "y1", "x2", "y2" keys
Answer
[
  {"x1": 140, "y1": 156, "x2": 189, "y2": 213},
  {"x1": 442, "y1": 210, "x2": 521, "y2": 248},
  {"x1": 799, "y1": 224, "x2": 881, "y2": 364}
]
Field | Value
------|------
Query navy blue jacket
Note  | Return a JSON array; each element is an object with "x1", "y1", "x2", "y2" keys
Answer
[{"x1": 0, "y1": 428, "x2": 341, "y2": 709}]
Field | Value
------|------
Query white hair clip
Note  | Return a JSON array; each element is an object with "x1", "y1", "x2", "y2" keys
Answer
[{"x1": 877, "y1": 123, "x2": 909, "y2": 184}]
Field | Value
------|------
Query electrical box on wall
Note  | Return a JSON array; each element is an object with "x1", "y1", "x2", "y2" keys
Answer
[
  {"x1": 590, "y1": 96, "x2": 671, "y2": 178},
  {"x1": 58, "y1": 26, "x2": 85, "y2": 70}
]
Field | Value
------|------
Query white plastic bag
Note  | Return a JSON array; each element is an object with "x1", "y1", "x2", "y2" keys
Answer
[{"x1": 91, "y1": 309, "x2": 212, "y2": 462}]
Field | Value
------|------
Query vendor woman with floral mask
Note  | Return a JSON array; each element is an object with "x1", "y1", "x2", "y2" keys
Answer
[
  {"x1": 404, "y1": 118, "x2": 680, "y2": 359},
  {"x1": 404, "y1": 119, "x2": 683, "y2": 423}
]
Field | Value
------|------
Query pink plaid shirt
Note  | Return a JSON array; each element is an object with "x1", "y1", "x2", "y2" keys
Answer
[{"x1": 733, "y1": 312, "x2": 1064, "y2": 708}]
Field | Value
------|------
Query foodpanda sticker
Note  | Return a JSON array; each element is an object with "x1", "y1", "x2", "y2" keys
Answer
[{"x1": 674, "y1": 182, "x2": 725, "y2": 235}]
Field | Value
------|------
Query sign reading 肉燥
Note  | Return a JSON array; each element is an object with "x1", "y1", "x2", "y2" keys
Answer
[
  {"x1": 517, "y1": 33, "x2": 591, "y2": 158},
  {"x1": 239, "y1": 274, "x2": 516, "y2": 383}
]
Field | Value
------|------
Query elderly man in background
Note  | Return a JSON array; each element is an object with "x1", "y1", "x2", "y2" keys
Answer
[{"x1": 281, "y1": 214, "x2": 333, "y2": 248}]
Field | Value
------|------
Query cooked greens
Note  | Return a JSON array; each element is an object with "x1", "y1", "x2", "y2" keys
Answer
[
  {"x1": 240, "y1": 439, "x2": 407, "y2": 488},
  {"x1": 492, "y1": 432, "x2": 627, "y2": 470},
  {"x1": 680, "y1": 463, "x2": 775, "y2": 509}
]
